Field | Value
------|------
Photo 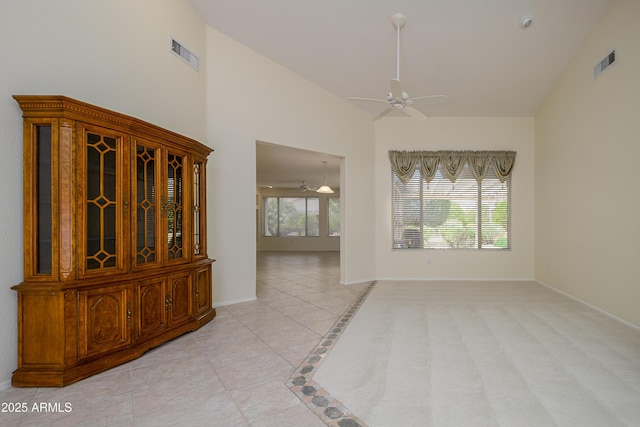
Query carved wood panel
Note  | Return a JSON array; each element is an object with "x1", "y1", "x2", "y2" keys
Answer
[
  {"x1": 195, "y1": 265, "x2": 212, "y2": 318},
  {"x1": 78, "y1": 284, "x2": 131, "y2": 360},
  {"x1": 135, "y1": 277, "x2": 167, "y2": 341},
  {"x1": 168, "y1": 273, "x2": 192, "y2": 326}
]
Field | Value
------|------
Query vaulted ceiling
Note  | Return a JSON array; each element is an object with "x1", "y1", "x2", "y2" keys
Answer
[{"x1": 190, "y1": 0, "x2": 611, "y2": 188}]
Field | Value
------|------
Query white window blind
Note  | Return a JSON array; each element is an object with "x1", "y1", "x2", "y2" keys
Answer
[{"x1": 391, "y1": 151, "x2": 513, "y2": 250}]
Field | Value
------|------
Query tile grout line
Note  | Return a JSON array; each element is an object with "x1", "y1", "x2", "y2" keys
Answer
[{"x1": 286, "y1": 281, "x2": 376, "y2": 427}]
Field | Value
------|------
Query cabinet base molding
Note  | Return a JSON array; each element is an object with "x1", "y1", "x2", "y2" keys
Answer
[{"x1": 12, "y1": 308, "x2": 214, "y2": 387}]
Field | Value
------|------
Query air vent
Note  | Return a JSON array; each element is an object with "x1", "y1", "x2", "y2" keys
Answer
[
  {"x1": 594, "y1": 50, "x2": 615, "y2": 79},
  {"x1": 171, "y1": 37, "x2": 200, "y2": 71}
]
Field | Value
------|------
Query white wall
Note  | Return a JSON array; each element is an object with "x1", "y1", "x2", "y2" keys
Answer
[
  {"x1": 0, "y1": 0, "x2": 207, "y2": 387},
  {"x1": 535, "y1": 0, "x2": 640, "y2": 327},
  {"x1": 205, "y1": 28, "x2": 376, "y2": 305},
  {"x1": 374, "y1": 117, "x2": 535, "y2": 280},
  {"x1": 257, "y1": 188, "x2": 340, "y2": 251}
]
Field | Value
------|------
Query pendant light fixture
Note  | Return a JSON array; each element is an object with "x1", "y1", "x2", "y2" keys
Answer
[{"x1": 316, "y1": 161, "x2": 334, "y2": 194}]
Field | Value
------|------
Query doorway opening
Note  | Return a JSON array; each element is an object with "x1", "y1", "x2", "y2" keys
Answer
[{"x1": 255, "y1": 141, "x2": 344, "y2": 284}]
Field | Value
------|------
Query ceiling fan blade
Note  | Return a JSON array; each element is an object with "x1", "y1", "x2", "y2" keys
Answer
[
  {"x1": 409, "y1": 94, "x2": 448, "y2": 104},
  {"x1": 372, "y1": 107, "x2": 394, "y2": 121},
  {"x1": 346, "y1": 97, "x2": 389, "y2": 103},
  {"x1": 390, "y1": 79, "x2": 403, "y2": 101},
  {"x1": 404, "y1": 106, "x2": 427, "y2": 121}
]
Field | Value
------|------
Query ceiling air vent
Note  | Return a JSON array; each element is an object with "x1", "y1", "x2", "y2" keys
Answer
[
  {"x1": 171, "y1": 37, "x2": 200, "y2": 71},
  {"x1": 594, "y1": 50, "x2": 615, "y2": 79}
]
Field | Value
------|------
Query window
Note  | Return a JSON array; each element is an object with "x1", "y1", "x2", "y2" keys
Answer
[
  {"x1": 390, "y1": 150, "x2": 514, "y2": 250},
  {"x1": 328, "y1": 197, "x2": 340, "y2": 236},
  {"x1": 264, "y1": 197, "x2": 319, "y2": 237}
]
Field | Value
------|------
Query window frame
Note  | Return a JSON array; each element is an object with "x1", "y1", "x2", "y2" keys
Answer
[
  {"x1": 391, "y1": 158, "x2": 512, "y2": 250},
  {"x1": 327, "y1": 197, "x2": 340, "y2": 237},
  {"x1": 263, "y1": 196, "x2": 320, "y2": 237}
]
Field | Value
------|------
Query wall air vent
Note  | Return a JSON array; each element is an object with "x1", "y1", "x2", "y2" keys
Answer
[
  {"x1": 171, "y1": 37, "x2": 200, "y2": 71},
  {"x1": 594, "y1": 50, "x2": 615, "y2": 79}
]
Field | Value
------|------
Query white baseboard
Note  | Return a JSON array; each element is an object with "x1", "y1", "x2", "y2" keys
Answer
[
  {"x1": 375, "y1": 277, "x2": 535, "y2": 283},
  {"x1": 0, "y1": 379, "x2": 11, "y2": 391},
  {"x1": 213, "y1": 296, "x2": 257, "y2": 307},
  {"x1": 536, "y1": 279, "x2": 640, "y2": 332},
  {"x1": 340, "y1": 278, "x2": 377, "y2": 286}
]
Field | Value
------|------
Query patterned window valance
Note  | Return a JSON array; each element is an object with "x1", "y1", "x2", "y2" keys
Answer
[{"x1": 388, "y1": 150, "x2": 516, "y2": 184}]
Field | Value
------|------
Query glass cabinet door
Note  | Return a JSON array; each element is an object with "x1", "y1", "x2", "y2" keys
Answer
[
  {"x1": 192, "y1": 158, "x2": 207, "y2": 259},
  {"x1": 79, "y1": 123, "x2": 129, "y2": 277},
  {"x1": 35, "y1": 125, "x2": 53, "y2": 275},
  {"x1": 22, "y1": 119, "x2": 61, "y2": 281},
  {"x1": 133, "y1": 144, "x2": 191, "y2": 268},
  {"x1": 165, "y1": 150, "x2": 190, "y2": 264},
  {"x1": 132, "y1": 138, "x2": 163, "y2": 270}
]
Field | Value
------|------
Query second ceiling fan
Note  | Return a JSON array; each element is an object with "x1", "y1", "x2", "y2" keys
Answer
[{"x1": 348, "y1": 13, "x2": 447, "y2": 121}]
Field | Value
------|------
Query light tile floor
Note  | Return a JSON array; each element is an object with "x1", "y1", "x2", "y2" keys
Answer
[{"x1": 0, "y1": 251, "x2": 367, "y2": 426}]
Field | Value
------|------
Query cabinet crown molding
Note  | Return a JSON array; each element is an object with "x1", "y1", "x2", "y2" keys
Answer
[{"x1": 13, "y1": 95, "x2": 213, "y2": 157}]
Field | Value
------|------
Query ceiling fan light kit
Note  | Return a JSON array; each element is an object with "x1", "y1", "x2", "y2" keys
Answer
[
  {"x1": 316, "y1": 161, "x2": 334, "y2": 194},
  {"x1": 316, "y1": 185, "x2": 334, "y2": 194},
  {"x1": 300, "y1": 161, "x2": 334, "y2": 193},
  {"x1": 347, "y1": 12, "x2": 447, "y2": 121}
]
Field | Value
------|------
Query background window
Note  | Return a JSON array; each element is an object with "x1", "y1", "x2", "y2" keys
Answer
[
  {"x1": 264, "y1": 197, "x2": 320, "y2": 237},
  {"x1": 328, "y1": 197, "x2": 340, "y2": 236}
]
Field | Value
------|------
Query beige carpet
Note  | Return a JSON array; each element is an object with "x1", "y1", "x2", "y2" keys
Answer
[{"x1": 313, "y1": 281, "x2": 640, "y2": 427}]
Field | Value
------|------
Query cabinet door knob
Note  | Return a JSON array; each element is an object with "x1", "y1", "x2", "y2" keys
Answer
[{"x1": 160, "y1": 196, "x2": 168, "y2": 216}]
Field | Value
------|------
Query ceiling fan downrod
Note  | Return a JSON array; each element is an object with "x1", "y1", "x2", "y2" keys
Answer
[
  {"x1": 391, "y1": 13, "x2": 406, "y2": 82},
  {"x1": 345, "y1": 12, "x2": 447, "y2": 121}
]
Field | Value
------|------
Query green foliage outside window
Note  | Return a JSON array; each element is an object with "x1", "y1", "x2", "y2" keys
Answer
[
  {"x1": 328, "y1": 198, "x2": 340, "y2": 236},
  {"x1": 264, "y1": 197, "x2": 319, "y2": 237}
]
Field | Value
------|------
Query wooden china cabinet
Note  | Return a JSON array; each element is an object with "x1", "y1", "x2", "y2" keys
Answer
[{"x1": 12, "y1": 95, "x2": 215, "y2": 387}]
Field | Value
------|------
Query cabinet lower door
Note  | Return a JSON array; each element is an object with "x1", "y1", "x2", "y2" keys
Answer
[
  {"x1": 168, "y1": 273, "x2": 193, "y2": 326},
  {"x1": 78, "y1": 284, "x2": 132, "y2": 360},
  {"x1": 135, "y1": 277, "x2": 167, "y2": 341},
  {"x1": 194, "y1": 265, "x2": 212, "y2": 319}
]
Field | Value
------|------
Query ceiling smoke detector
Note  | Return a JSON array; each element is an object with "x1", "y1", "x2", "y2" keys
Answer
[{"x1": 520, "y1": 15, "x2": 534, "y2": 29}]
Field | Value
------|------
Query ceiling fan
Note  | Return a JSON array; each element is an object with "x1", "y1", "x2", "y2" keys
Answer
[
  {"x1": 299, "y1": 161, "x2": 335, "y2": 193},
  {"x1": 348, "y1": 13, "x2": 447, "y2": 121},
  {"x1": 299, "y1": 181, "x2": 317, "y2": 192}
]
